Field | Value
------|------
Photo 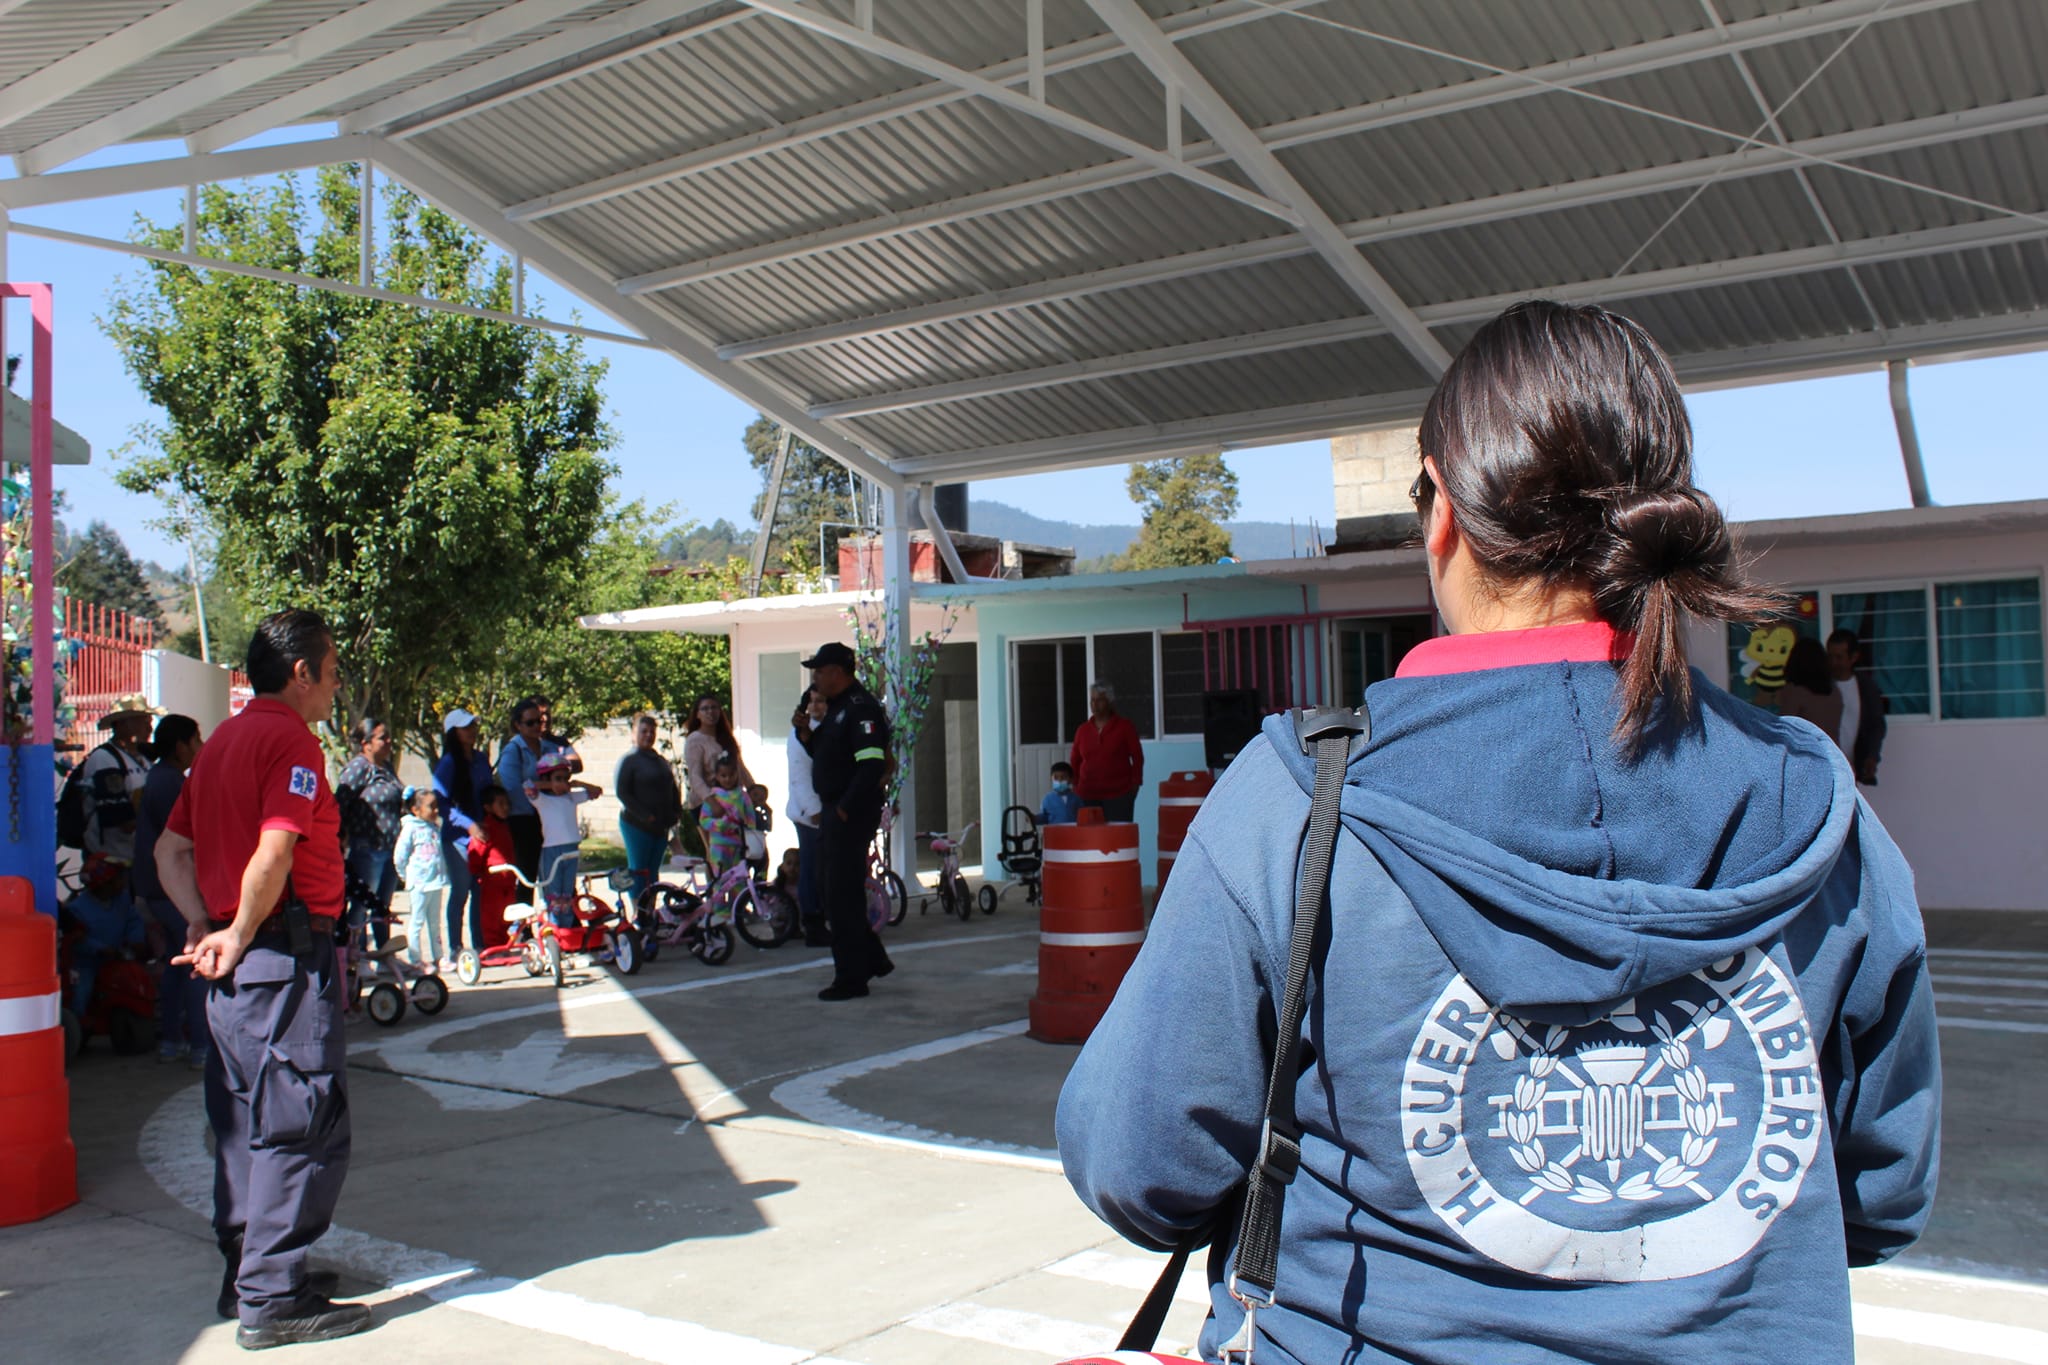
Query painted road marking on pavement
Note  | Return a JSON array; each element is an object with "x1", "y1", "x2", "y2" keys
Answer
[
  {"x1": 1941, "y1": 1017, "x2": 2048, "y2": 1034},
  {"x1": 1932, "y1": 949, "x2": 2048, "y2": 961},
  {"x1": 906, "y1": 1302, "x2": 1187, "y2": 1359},
  {"x1": 1854, "y1": 1303, "x2": 2048, "y2": 1363},
  {"x1": 978, "y1": 961, "x2": 1037, "y2": 976},
  {"x1": 770, "y1": 1018, "x2": 1061, "y2": 1171},
  {"x1": 1930, "y1": 947, "x2": 2043, "y2": 1034},
  {"x1": 1046, "y1": 1247, "x2": 1212, "y2": 1307}
]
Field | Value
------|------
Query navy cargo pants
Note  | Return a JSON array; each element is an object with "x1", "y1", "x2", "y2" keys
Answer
[
  {"x1": 818, "y1": 808, "x2": 891, "y2": 987},
  {"x1": 204, "y1": 932, "x2": 351, "y2": 1326}
]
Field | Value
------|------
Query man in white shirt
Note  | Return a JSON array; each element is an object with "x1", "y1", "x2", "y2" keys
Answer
[
  {"x1": 1827, "y1": 629, "x2": 1886, "y2": 785},
  {"x1": 81, "y1": 693, "x2": 159, "y2": 863}
]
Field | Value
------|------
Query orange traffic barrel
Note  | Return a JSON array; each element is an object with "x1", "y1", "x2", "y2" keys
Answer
[
  {"x1": 1155, "y1": 769, "x2": 1214, "y2": 890},
  {"x1": 1029, "y1": 808, "x2": 1143, "y2": 1044},
  {"x1": 0, "y1": 875, "x2": 75, "y2": 1226}
]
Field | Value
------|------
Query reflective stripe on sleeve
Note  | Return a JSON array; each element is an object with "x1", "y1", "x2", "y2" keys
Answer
[{"x1": 853, "y1": 747, "x2": 887, "y2": 762}]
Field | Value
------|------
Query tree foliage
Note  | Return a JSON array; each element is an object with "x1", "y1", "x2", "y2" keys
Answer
[
  {"x1": 59, "y1": 520, "x2": 165, "y2": 626},
  {"x1": 105, "y1": 167, "x2": 626, "y2": 753},
  {"x1": 746, "y1": 416, "x2": 856, "y2": 572},
  {"x1": 1117, "y1": 453, "x2": 1240, "y2": 570}
]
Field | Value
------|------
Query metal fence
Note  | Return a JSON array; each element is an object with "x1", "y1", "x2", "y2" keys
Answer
[{"x1": 64, "y1": 598, "x2": 153, "y2": 751}]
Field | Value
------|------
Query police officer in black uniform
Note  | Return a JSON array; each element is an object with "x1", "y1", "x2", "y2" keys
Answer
[{"x1": 802, "y1": 642, "x2": 896, "y2": 1000}]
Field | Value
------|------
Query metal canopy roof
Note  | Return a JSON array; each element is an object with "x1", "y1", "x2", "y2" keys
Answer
[{"x1": 4, "y1": 0, "x2": 2047, "y2": 490}]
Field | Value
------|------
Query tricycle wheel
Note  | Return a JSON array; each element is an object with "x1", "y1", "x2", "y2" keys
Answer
[
  {"x1": 546, "y1": 936, "x2": 564, "y2": 988},
  {"x1": 978, "y1": 884, "x2": 998, "y2": 915},
  {"x1": 366, "y1": 982, "x2": 407, "y2": 1027},
  {"x1": 608, "y1": 928, "x2": 642, "y2": 976},
  {"x1": 411, "y1": 975, "x2": 449, "y2": 1015},
  {"x1": 523, "y1": 943, "x2": 546, "y2": 977},
  {"x1": 455, "y1": 949, "x2": 481, "y2": 986},
  {"x1": 109, "y1": 1007, "x2": 153, "y2": 1056}
]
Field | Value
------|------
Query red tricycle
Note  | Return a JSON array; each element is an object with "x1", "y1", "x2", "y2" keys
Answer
[{"x1": 453, "y1": 860, "x2": 643, "y2": 989}]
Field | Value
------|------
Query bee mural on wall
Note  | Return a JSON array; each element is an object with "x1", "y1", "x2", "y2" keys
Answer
[{"x1": 1739, "y1": 624, "x2": 1798, "y2": 691}]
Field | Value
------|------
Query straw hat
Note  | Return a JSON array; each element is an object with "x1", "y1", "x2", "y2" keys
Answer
[{"x1": 97, "y1": 693, "x2": 163, "y2": 729}]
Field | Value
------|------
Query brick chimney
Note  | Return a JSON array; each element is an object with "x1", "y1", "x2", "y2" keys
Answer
[{"x1": 1331, "y1": 427, "x2": 1421, "y2": 553}]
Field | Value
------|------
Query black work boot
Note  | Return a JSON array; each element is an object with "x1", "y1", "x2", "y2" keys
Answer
[
  {"x1": 234, "y1": 1296, "x2": 372, "y2": 1350},
  {"x1": 218, "y1": 1265, "x2": 341, "y2": 1321}
]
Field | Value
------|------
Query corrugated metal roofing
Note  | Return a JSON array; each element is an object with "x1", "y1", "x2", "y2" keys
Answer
[{"x1": 3, "y1": 0, "x2": 2047, "y2": 480}]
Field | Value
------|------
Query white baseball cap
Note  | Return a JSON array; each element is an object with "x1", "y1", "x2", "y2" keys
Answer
[{"x1": 442, "y1": 707, "x2": 479, "y2": 732}]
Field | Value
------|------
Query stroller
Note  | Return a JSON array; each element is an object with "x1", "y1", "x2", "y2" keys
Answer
[
  {"x1": 983, "y1": 805, "x2": 1042, "y2": 908},
  {"x1": 342, "y1": 875, "x2": 450, "y2": 1027}
]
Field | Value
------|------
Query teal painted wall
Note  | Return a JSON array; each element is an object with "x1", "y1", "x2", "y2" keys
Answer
[{"x1": 972, "y1": 573, "x2": 1314, "y2": 885}]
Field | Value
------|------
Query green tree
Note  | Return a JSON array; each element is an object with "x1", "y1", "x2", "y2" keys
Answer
[
  {"x1": 659, "y1": 517, "x2": 750, "y2": 567},
  {"x1": 1118, "y1": 453, "x2": 1239, "y2": 570},
  {"x1": 746, "y1": 416, "x2": 856, "y2": 572},
  {"x1": 58, "y1": 520, "x2": 165, "y2": 626},
  {"x1": 106, "y1": 166, "x2": 615, "y2": 753}
]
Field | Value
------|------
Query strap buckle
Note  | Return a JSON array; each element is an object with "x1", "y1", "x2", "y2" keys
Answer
[
  {"x1": 1291, "y1": 704, "x2": 1370, "y2": 756},
  {"x1": 1254, "y1": 1117, "x2": 1301, "y2": 1186}
]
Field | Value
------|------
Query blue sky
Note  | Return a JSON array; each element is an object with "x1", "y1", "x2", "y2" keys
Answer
[{"x1": 6, "y1": 135, "x2": 2046, "y2": 567}]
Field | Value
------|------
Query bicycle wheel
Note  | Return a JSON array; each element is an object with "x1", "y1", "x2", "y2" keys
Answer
[
  {"x1": 734, "y1": 885, "x2": 795, "y2": 948},
  {"x1": 950, "y1": 873, "x2": 973, "y2": 921},
  {"x1": 545, "y1": 936, "x2": 564, "y2": 988},
  {"x1": 692, "y1": 922, "x2": 734, "y2": 965},
  {"x1": 884, "y1": 870, "x2": 908, "y2": 926}
]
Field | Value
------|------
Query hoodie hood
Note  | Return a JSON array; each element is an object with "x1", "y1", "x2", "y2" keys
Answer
[{"x1": 1266, "y1": 659, "x2": 1858, "y2": 1024}]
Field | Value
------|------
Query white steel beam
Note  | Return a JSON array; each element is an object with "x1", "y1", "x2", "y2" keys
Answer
[
  {"x1": 0, "y1": 135, "x2": 375, "y2": 210},
  {"x1": 341, "y1": 0, "x2": 733, "y2": 136},
  {"x1": 187, "y1": 0, "x2": 598, "y2": 155},
  {"x1": 367, "y1": 136, "x2": 904, "y2": 491},
  {"x1": 895, "y1": 308, "x2": 2048, "y2": 483},
  {"x1": 622, "y1": 0, "x2": 1967, "y2": 300},
  {"x1": 722, "y1": 0, "x2": 1301, "y2": 226},
  {"x1": 505, "y1": 0, "x2": 1320, "y2": 222},
  {"x1": 1086, "y1": 0, "x2": 1448, "y2": 373},
  {"x1": 803, "y1": 215, "x2": 2048, "y2": 419},
  {"x1": 0, "y1": 0, "x2": 271, "y2": 132},
  {"x1": 14, "y1": 0, "x2": 423, "y2": 175},
  {"x1": 721, "y1": 90, "x2": 2048, "y2": 359}
]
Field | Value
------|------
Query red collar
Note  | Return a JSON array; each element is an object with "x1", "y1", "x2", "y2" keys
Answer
[{"x1": 1395, "y1": 620, "x2": 1630, "y2": 679}]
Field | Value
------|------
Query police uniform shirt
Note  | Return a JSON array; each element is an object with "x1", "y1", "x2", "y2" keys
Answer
[
  {"x1": 810, "y1": 684, "x2": 891, "y2": 810},
  {"x1": 166, "y1": 697, "x2": 345, "y2": 925}
]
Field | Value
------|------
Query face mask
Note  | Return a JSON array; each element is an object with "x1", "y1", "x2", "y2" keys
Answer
[{"x1": 1051, "y1": 780, "x2": 1071, "y2": 793}]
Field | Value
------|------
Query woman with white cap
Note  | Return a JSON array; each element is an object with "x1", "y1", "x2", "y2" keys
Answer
[{"x1": 432, "y1": 708, "x2": 494, "y2": 958}]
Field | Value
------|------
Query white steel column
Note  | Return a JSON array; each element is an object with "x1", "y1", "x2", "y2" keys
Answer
[
  {"x1": 1, "y1": 204, "x2": 9, "y2": 282},
  {"x1": 880, "y1": 481, "x2": 917, "y2": 885},
  {"x1": 1888, "y1": 360, "x2": 1934, "y2": 508}
]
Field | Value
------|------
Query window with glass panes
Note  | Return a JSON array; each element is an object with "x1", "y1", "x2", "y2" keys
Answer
[
  {"x1": 1829, "y1": 589, "x2": 1931, "y2": 715},
  {"x1": 1936, "y1": 579, "x2": 2046, "y2": 719}
]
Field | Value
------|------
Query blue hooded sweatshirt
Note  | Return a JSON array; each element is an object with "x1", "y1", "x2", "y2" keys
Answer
[{"x1": 1057, "y1": 633, "x2": 1939, "y2": 1364}]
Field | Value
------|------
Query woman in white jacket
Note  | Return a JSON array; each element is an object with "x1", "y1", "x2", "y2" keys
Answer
[{"x1": 784, "y1": 688, "x2": 830, "y2": 944}]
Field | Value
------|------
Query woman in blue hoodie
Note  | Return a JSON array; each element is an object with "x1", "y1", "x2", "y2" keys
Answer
[{"x1": 1057, "y1": 301, "x2": 1940, "y2": 1365}]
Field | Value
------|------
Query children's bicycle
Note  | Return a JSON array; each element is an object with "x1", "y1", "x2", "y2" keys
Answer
[
  {"x1": 867, "y1": 804, "x2": 908, "y2": 927},
  {"x1": 714, "y1": 857, "x2": 798, "y2": 948},
  {"x1": 635, "y1": 861, "x2": 736, "y2": 965},
  {"x1": 917, "y1": 822, "x2": 984, "y2": 920}
]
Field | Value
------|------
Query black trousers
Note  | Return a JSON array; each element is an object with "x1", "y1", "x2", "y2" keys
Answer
[
  {"x1": 818, "y1": 808, "x2": 890, "y2": 986},
  {"x1": 205, "y1": 934, "x2": 350, "y2": 1325},
  {"x1": 507, "y1": 812, "x2": 543, "y2": 883}
]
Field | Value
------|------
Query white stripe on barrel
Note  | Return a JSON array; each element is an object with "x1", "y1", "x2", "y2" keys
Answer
[
  {"x1": 0, "y1": 989, "x2": 60, "y2": 1037},
  {"x1": 1041, "y1": 930, "x2": 1147, "y2": 947},
  {"x1": 1157, "y1": 796, "x2": 1206, "y2": 807},
  {"x1": 1042, "y1": 847, "x2": 1139, "y2": 864}
]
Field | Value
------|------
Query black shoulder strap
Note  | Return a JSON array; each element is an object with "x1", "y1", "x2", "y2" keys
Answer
[{"x1": 1117, "y1": 703, "x2": 1368, "y2": 1353}]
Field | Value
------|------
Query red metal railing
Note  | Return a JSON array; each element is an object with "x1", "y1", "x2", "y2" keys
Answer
[
  {"x1": 65, "y1": 598, "x2": 154, "y2": 751},
  {"x1": 228, "y1": 668, "x2": 252, "y2": 717}
]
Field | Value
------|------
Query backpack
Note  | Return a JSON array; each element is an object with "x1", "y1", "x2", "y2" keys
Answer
[{"x1": 56, "y1": 741, "x2": 126, "y2": 850}]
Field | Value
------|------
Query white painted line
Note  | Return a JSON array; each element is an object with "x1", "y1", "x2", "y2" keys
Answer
[
  {"x1": 1930, "y1": 948, "x2": 2048, "y2": 961},
  {"x1": 1936, "y1": 992, "x2": 2047, "y2": 1009},
  {"x1": 770, "y1": 1019, "x2": 1062, "y2": 1171},
  {"x1": 1042, "y1": 930, "x2": 1146, "y2": 947},
  {"x1": 907, "y1": 1302, "x2": 1185, "y2": 1359},
  {"x1": 979, "y1": 961, "x2": 1037, "y2": 976},
  {"x1": 1045, "y1": 1247, "x2": 1212, "y2": 1308},
  {"x1": 1940, "y1": 1017, "x2": 2048, "y2": 1034},
  {"x1": 0, "y1": 988, "x2": 58, "y2": 1035},
  {"x1": 1853, "y1": 1302, "x2": 2048, "y2": 1363}
]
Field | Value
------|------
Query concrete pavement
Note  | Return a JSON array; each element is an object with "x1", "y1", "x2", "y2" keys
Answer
[{"x1": 3, "y1": 903, "x2": 2044, "y2": 1363}]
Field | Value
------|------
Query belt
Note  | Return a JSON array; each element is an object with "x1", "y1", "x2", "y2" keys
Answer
[{"x1": 210, "y1": 914, "x2": 339, "y2": 935}]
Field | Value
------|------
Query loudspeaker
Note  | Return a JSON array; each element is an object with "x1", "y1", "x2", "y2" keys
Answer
[{"x1": 1202, "y1": 688, "x2": 1264, "y2": 770}]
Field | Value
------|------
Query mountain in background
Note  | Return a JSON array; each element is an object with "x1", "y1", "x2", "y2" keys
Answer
[{"x1": 969, "y1": 500, "x2": 1324, "y2": 564}]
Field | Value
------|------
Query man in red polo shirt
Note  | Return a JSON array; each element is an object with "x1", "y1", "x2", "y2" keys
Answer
[{"x1": 157, "y1": 609, "x2": 372, "y2": 1350}]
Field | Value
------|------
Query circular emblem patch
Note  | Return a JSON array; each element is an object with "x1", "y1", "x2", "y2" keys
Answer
[{"x1": 1402, "y1": 946, "x2": 1823, "y2": 1281}]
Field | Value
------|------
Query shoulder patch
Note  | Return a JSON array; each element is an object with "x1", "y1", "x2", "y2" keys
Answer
[
  {"x1": 288, "y1": 766, "x2": 319, "y2": 800},
  {"x1": 858, "y1": 719, "x2": 876, "y2": 735}
]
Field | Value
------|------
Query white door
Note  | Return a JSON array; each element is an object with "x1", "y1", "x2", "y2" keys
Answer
[{"x1": 1011, "y1": 637, "x2": 1088, "y2": 817}]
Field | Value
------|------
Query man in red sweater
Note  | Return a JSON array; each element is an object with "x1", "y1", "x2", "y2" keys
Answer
[{"x1": 1068, "y1": 680, "x2": 1144, "y2": 822}]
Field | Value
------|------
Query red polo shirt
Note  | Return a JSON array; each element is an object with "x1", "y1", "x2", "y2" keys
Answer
[
  {"x1": 1394, "y1": 620, "x2": 1631, "y2": 678},
  {"x1": 166, "y1": 697, "x2": 345, "y2": 924}
]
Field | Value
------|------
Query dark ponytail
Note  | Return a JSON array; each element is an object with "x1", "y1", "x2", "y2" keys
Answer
[
  {"x1": 1417, "y1": 301, "x2": 1782, "y2": 751},
  {"x1": 150, "y1": 713, "x2": 200, "y2": 763}
]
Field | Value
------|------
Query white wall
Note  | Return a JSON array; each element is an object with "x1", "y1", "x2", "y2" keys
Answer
[{"x1": 142, "y1": 649, "x2": 230, "y2": 734}]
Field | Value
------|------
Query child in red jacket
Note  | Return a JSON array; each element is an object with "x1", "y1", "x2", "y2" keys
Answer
[{"x1": 467, "y1": 785, "x2": 520, "y2": 951}]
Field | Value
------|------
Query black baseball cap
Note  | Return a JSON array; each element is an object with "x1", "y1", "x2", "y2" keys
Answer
[{"x1": 801, "y1": 642, "x2": 858, "y2": 671}]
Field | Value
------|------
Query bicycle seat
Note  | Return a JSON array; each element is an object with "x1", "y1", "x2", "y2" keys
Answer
[{"x1": 929, "y1": 837, "x2": 954, "y2": 853}]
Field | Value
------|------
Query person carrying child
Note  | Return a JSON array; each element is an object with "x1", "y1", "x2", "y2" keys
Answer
[
  {"x1": 1039, "y1": 761, "x2": 1081, "y2": 826},
  {"x1": 63, "y1": 852, "x2": 146, "y2": 1012},
  {"x1": 697, "y1": 751, "x2": 762, "y2": 879},
  {"x1": 391, "y1": 788, "x2": 452, "y2": 971},
  {"x1": 533, "y1": 754, "x2": 601, "y2": 926},
  {"x1": 466, "y1": 784, "x2": 520, "y2": 950}
]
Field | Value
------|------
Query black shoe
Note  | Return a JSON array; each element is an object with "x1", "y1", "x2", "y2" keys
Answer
[
  {"x1": 218, "y1": 1269, "x2": 341, "y2": 1321},
  {"x1": 234, "y1": 1297, "x2": 372, "y2": 1349},
  {"x1": 802, "y1": 926, "x2": 831, "y2": 946},
  {"x1": 817, "y1": 981, "x2": 870, "y2": 1001},
  {"x1": 873, "y1": 956, "x2": 895, "y2": 980}
]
